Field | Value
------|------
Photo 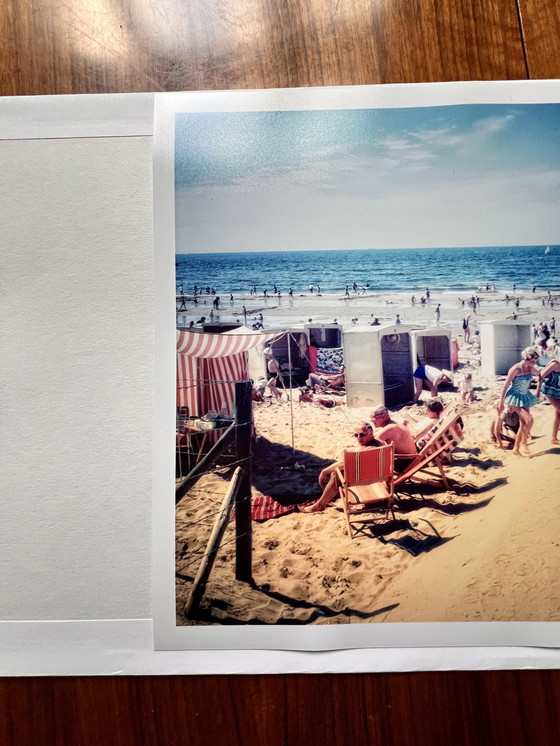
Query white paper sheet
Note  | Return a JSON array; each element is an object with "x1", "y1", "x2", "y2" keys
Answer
[{"x1": 2, "y1": 84, "x2": 560, "y2": 676}]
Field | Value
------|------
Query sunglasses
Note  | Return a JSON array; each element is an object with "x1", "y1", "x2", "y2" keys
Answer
[{"x1": 354, "y1": 431, "x2": 369, "y2": 438}]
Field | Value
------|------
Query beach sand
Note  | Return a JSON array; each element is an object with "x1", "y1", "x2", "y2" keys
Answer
[{"x1": 175, "y1": 290, "x2": 560, "y2": 626}]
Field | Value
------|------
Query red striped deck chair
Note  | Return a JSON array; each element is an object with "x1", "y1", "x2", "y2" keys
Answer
[
  {"x1": 336, "y1": 443, "x2": 395, "y2": 539},
  {"x1": 395, "y1": 408, "x2": 464, "y2": 491}
]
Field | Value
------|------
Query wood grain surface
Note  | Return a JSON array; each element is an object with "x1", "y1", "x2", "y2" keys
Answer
[{"x1": 2, "y1": 0, "x2": 560, "y2": 743}]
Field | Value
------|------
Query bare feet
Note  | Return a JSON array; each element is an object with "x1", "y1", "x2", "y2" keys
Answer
[
  {"x1": 512, "y1": 448, "x2": 531, "y2": 458},
  {"x1": 298, "y1": 502, "x2": 324, "y2": 513},
  {"x1": 552, "y1": 438, "x2": 560, "y2": 445}
]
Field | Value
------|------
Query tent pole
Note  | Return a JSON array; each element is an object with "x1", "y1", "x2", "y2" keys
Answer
[{"x1": 287, "y1": 332, "x2": 295, "y2": 456}]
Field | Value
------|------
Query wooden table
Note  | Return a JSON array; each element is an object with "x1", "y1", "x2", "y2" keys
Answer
[{"x1": 3, "y1": 0, "x2": 560, "y2": 744}]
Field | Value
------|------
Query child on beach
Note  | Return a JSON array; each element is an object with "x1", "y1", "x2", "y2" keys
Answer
[
  {"x1": 458, "y1": 372, "x2": 475, "y2": 402},
  {"x1": 490, "y1": 405, "x2": 520, "y2": 449}
]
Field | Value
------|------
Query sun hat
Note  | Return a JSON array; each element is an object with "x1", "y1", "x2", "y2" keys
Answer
[{"x1": 441, "y1": 369, "x2": 454, "y2": 384}]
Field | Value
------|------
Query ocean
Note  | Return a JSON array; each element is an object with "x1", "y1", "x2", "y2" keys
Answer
[{"x1": 176, "y1": 245, "x2": 559, "y2": 297}]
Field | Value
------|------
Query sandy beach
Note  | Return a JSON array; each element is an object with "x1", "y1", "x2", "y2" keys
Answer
[{"x1": 175, "y1": 289, "x2": 560, "y2": 626}]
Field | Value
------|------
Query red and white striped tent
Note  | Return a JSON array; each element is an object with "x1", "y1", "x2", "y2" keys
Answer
[{"x1": 176, "y1": 328, "x2": 280, "y2": 417}]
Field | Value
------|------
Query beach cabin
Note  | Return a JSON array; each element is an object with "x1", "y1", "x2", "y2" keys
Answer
[
  {"x1": 304, "y1": 323, "x2": 344, "y2": 376},
  {"x1": 480, "y1": 320, "x2": 532, "y2": 376},
  {"x1": 249, "y1": 326, "x2": 310, "y2": 386},
  {"x1": 411, "y1": 327, "x2": 453, "y2": 370},
  {"x1": 343, "y1": 324, "x2": 415, "y2": 408}
]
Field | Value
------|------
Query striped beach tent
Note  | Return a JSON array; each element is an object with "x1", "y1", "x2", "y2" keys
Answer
[{"x1": 176, "y1": 328, "x2": 279, "y2": 416}]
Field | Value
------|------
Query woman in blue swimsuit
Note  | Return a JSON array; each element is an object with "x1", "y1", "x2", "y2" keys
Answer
[
  {"x1": 537, "y1": 358, "x2": 560, "y2": 445},
  {"x1": 497, "y1": 347, "x2": 541, "y2": 457}
]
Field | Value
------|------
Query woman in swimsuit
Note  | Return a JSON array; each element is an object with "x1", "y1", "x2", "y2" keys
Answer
[
  {"x1": 497, "y1": 347, "x2": 541, "y2": 457},
  {"x1": 536, "y1": 358, "x2": 560, "y2": 445}
]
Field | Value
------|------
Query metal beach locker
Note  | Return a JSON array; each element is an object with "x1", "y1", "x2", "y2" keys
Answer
[
  {"x1": 479, "y1": 320, "x2": 532, "y2": 375},
  {"x1": 411, "y1": 327, "x2": 453, "y2": 370},
  {"x1": 342, "y1": 324, "x2": 415, "y2": 408}
]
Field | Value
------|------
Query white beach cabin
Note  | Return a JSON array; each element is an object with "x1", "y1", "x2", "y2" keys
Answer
[
  {"x1": 411, "y1": 327, "x2": 453, "y2": 370},
  {"x1": 248, "y1": 326, "x2": 310, "y2": 387},
  {"x1": 342, "y1": 324, "x2": 415, "y2": 408},
  {"x1": 479, "y1": 320, "x2": 532, "y2": 375}
]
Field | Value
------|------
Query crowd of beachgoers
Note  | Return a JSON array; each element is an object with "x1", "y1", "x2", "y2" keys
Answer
[{"x1": 175, "y1": 280, "x2": 560, "y2": 627}]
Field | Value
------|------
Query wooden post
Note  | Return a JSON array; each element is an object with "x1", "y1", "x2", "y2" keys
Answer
[
  {"x1": 234, "y1": 380, "x2": 253, "y2": 582},
  {"x1": 184, "y1": 467, "x2": 242, "y2": 617}
]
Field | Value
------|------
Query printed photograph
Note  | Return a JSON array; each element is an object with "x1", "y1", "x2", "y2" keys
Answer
[{"x1": 168, "y1": 95, "x2": 560, "y2": 632}]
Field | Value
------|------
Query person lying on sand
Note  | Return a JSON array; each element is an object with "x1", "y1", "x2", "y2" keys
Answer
[
  {"x1": 298, "y1": 424, "x2": 384, "y2": 513},
  {"x1": 306, "y1": 370, "x2": 345, "y2": 393},
  {"x1": 370, "y1": 406, "x2": 417, "y2": 472},
  {"x1": 298, "y1": 387, "x2": 343, "y2": 408}
]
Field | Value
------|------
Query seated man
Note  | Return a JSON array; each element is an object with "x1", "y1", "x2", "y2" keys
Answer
[
  {"x1": 412, "y1": 365, "x2": 454, "y2": 404},
  {"x1": 402, "y1": 397, "x2": 445, "y2": 439},
  {"x1": 370, "y1": 406, "x2": 417, "y2": 472},
  {"x1": 299, "y1": 423, "x2": 383, "y2": 513}
]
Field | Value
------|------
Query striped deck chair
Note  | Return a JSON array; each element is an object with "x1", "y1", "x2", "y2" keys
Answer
[
  {"x1": 336, "y1": 443, "x2": 395, "y2": 539},
  {"x1": 394, "y1": 408, "x2": 464, "y2": 491}
]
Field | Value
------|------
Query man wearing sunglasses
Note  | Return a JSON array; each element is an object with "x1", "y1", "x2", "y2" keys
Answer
[{"x1": 299, "y1": 424, "x2": 383, "y2": 513}]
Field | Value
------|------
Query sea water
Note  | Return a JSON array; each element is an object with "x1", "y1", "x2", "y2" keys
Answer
[{"x1": 176, "y1": 245, "x2": 559, "y2": 296}]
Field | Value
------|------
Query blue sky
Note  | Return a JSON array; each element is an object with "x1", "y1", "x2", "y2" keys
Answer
[{"x1": 175, "y1": 104, "x2": 560, "y2": 253}]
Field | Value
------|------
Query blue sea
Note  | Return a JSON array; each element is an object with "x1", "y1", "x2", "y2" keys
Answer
[{"x1": 176, "y1": 245, "x2": 559, "y2": 296}]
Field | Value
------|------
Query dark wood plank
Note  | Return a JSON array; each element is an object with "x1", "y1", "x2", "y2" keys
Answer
[
  {"x1": 518, "y1": 0, "x2": 560, "y2": 78},
  {"x1": 2, "y1": 672, "x2": 560, "y2": 745},
  {"x1": 1, "y1": 0, "x2": 528, "y2": 95}
]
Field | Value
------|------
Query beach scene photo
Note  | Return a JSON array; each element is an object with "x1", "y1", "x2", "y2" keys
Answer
[{"x1": 163, "y1": 89, "x2": 560, "y2": 638}]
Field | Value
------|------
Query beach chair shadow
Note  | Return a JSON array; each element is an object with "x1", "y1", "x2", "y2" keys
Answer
[
  {"x1": 369, "y1": 517, "x2": 452, "y2": 556},
  {"x1": 336, "y1": 443, "x2": 396, "y2": 539}
]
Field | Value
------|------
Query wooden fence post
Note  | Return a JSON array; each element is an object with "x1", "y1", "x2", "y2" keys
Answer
[{"x1": 234, "y1": 381, "x2": 253, "y2": 582}]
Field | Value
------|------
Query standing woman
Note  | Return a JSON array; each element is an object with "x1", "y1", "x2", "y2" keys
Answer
[
  {"x1": 462, "y1": 314, "x2": 471, "y2": 344},
  {"x1": 497, "y1": 347, "x2": 541, "y2": 456},
  {"x1": 537, "y1": 358, "x2": 560, "y2": 445}
]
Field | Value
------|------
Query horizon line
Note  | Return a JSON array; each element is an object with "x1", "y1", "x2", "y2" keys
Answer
[{"x1": 176, "y1": 244, "x2": 556, "y2": 256}]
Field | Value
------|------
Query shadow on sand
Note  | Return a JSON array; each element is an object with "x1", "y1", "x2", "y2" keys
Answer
[
  {"x1": 367, "y1": 517, "x2": 454, "y2": 556},
  {"x1": 192, "y1": 584, "x2": 400, "y2": 625}
]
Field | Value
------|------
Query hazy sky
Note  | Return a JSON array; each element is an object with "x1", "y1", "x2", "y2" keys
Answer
[{"x1": 174, "y1": 103, "x2": 560, "y2": 253}]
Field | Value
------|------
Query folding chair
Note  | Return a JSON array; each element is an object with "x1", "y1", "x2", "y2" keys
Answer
[
  {"x1": 395, "y1": 409, "x2": 464, "y2": 491},
  {"x1": 336, "y1": 443, "x2": 395, "y2": 539}
]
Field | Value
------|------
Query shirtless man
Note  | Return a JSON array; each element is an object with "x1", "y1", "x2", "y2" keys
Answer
[
  {"x1": 370, "y1": 406, "x2": 417, "y2": 472},
  {"x1": 263, "y1": 347, "x2": 282, "y2": 401},
  {"x1": 299, "y1": 423, "x2": 383, "y2": 512}
]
